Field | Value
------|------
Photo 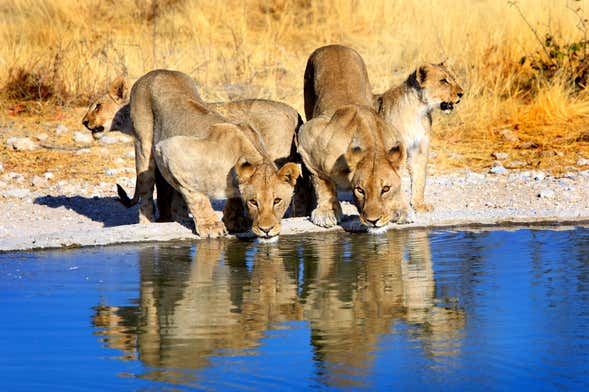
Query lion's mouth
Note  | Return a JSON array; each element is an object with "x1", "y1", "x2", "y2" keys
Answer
[
  {"x1": 440, "y1": 101, "x2": 454, "y2": 113},
  {"x1": 91, "y1": 126, "x2": 106, "y2": 140},
  {"x1": 256, "y1": 234, "x2": 279, "y2": 244}
]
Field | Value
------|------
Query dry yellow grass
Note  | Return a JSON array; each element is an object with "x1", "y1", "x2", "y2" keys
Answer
[{"x1": 1, "y1": 0, "x2": 589, "y2": 176}]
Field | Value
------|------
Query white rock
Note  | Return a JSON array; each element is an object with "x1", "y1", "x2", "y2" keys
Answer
[
  {"x1": 43, "y1": 172, "x2": 54, "y2": 180},
  {"x1": 104, "y1": 168, "x2": 117, "y2": 177},
  {"x1": 55, "y1": 124, "x2": 69, "y2": 135},
  {"x1": 498, "y1": 129, "x2": 519, "y2": 142},
  {"x1": 76, "y1": 148, "x2": 92, "y2": 155},
  {"x1": 492, "y1": 152, "x2": 509, "y2": 160},
  {"x1": 73, "y1": 132, "x2": 93, "y2": 144},
  {"x1": 537, "y1": 188, "x2": 555, "y2": 198},
  {"x1": 31, "y1": 176, "x2": 48, "y2": 187},
  {"x1": 533, "y1": 171, "x2": 546, "y2": 181},
  {"x1": 98, "y1": 135, "x2": 120, "y2": 145},
  {"x1": 1, "y1": 188, "x2": 31, "y2": 198},
  {"x1": 489, "y1": 161, "x2": 509, "y2": 175},
  {"x1": 7, "y1": 137, "x2": 38, "y2": 151},
  {"x1": 577, "y1": 158, "x2": 589, "y2": 166},
  {"x1": 36, "y1": 133, "x2": 49, "y2": 142}
]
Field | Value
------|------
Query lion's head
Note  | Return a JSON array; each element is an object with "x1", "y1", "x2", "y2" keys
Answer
[
  {"x1": 82, "y1": 75, "x2": 130, "y2": 139},
  {"x1": 411, "y1": 63, "x2": 463, "y2": 113},
  {"x1": 345, "y1": 130, "x2": 406, "y2": 233},
  {"x1": 236, "y1": 159, "x2": 300, "y2": 242}
]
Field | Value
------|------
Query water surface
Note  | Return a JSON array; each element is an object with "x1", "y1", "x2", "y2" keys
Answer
[{"x1": 1, "y1": 227, "x2": 588, "y2": 391}]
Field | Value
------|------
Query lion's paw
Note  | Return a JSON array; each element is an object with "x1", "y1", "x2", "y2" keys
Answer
[
  {"x1": 394, "y1": 208, "x2": 415, "y2": 225},
  {"x1": 311, "y1": 207, "x2": 340, "y2": 228},
  {"x1": 412, "y1": 201, "x2": 433, "y2": 213},
  {"x1": 196, "y1": 220, "x2": 227, "y2": 238}
]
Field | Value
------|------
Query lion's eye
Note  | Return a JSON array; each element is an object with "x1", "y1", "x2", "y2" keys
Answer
[
  {"x1": 249, "y1": 199, "x2": 258, "y2": 207},
  {"x1": 273, "y1": 198, "x2": 282, "y2": 205},
  {"x1": 355, "y1": 187, "x2": 365, "y2": 195},
  {"x1": 382, "y1": 186, "x2": 390, "y2": 194},
  {"x1": 440, "y1": 78, "x2": 449, "y2": 85},
  {"x1": 95, "y1": 103, "x2": 102, "y2": 111}
]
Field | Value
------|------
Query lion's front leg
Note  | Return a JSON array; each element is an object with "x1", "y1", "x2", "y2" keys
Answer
[
  {"x1": 135, "y1": 140, "x2": 156, "y2": 223},
  {"x1": 180, "y1": 186, "x2": 226, "y2": 238},
  {"x1": 407, "y1": 144, "x2": 433, "y2": 213},
  {"x1": 223, "y1": 198, "x2": 251, "y2": 233},
  {"x1": 310, "y1": 174, "x2": 342, "y2": 228}
]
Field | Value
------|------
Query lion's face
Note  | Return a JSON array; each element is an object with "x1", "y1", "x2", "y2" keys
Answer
[
  {"x1": 82, "y1": 75, "x2": 129, "y2": 139},
  {"x1": 347, "y1": 141, "x2": 406, "y2": 232},
  {"x1": 416, "y1": 63, "x2": 463, "y2": 113},
  {"x1": 238, "y1": 161, "x2": 300, "y2": 241}
]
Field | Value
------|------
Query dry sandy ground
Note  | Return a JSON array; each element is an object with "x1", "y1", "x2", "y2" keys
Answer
[{"x1": 1, "y1": 168, "x2": 588, "y2": 252}]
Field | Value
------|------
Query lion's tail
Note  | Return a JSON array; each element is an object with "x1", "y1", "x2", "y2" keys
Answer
[{"x1": 116, "y1": 183, "x2": 139, "y2": 208}]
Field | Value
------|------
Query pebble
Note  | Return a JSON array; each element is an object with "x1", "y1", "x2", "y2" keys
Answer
[
  {"x1": 537, "y1": 188, "x2": 555, "y2": 199},
  {"x1": 98, "y1": 135, "x2": 120, "y2": 145},
  {"x1": 498, "y1": 129, "x2": 519, "y2": 142},
  {"x1": 104, "y1": 169, "x2": 117, "y2": 177},
  {"x1": 577, "y1": 158, "x2": 589, "y2": 166},
  {"x1": 31, "y1": 176, "x2": 47, "y2": 188},
  {"x1": 533, "y1": 171, "x2": 546, "y2": 181},
  {"x1": 55, "y1": 124, "x2": 69, "y2": 135},
  {"x1": 43, "y1": 172, "x2": 54, "y2": 180},
  {"x1": 7, "y1": 137, "x2": 38, "y2": 151},
  {"x1": 489, "y1": 161, "x2": 509, "y2": 175},
  {"x1": 73, "y1": 132, "x2": 93, "y2": 144},
  {"x1": 36, "y1": 133, "x2": 49, "y2": 142},
  {"x1": 1, "y1": 188, "x2": 32, "y2": 199},
  {"x1": 492, "y1": 152, "x2": 509, "y2": 160},
  {"x1": 76, "y1": 148, "x2": 92, "y2": 155}
]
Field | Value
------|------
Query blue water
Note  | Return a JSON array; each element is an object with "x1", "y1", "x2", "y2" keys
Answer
[{"x1": 0, "y1": 227, "x2": 588, "y2": 391}]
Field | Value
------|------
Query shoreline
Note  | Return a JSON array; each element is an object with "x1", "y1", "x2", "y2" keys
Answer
[{"x1": 1, "y1": 170, "x2": 588, "y2": 252}]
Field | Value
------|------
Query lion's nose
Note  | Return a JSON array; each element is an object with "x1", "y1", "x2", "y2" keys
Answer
[
  {"x1": 82, "y1": 119, "x2": 89, "y2": 128},
  {"x1": 258, "y1": 224, "x2": 275, "y2": 235},
  {"x1": 457, "y1": 92, "x2": 463, "y2": 98},
  {"x1": 365, "y1": 218, "x2": 379, "y2": 227}
]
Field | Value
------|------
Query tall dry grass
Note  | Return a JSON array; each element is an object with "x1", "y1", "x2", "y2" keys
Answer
[{"x1": 1, "y1": 0, "x2": 589, "y2": 170}]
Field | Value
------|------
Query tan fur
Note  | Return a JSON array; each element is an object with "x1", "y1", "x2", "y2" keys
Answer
[
  {"x1": 299, "y1": 45, "x2": 408, "y2": 231},
  {"x1": 375, "y1": 63, "x2": 463, "y2": 212},
  {"x1": 125, "y1": 69, "x2": 300, "y2": 238},
  {"x1": 83, "y1": 72, "x2": 311, "y2": 221}
]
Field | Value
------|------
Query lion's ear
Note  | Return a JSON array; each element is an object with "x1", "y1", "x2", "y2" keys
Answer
[
  {"x1": 235, "y1": 157, "x2": 256, "y2": 184},
  {"x1": 386, "y1": 141, "x2": 405, "y2": 170},
  {"x1": 345, "y1": 135, "x2": 366, "y2": 169},
  {"x1": 187, "y1": 99, "x2": 211, "y2": 114},
  {"x1": 109, "y1": 75, "x2": 129, "y2": 102},
  {"x1": 277, "y1": 162, "x2": 300, "y2": 186}
]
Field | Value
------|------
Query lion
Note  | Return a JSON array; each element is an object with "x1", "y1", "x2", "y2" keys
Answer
[
  {"x1": 374, "y1": 62, "x2": 463, "y2": 212},
  {"x1": 299, "y1": 45, "x2": 408, "y2": 233},
  {"x1": 124, "y1": 69, "x2": 300, "y2": 239},
  {"x1": 82, "y1": 71, "x2": 312, "y2": 221}
]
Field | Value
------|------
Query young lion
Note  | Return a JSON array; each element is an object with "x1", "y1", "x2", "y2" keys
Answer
[
  {"x1": 374, "y1": 63, "x2": 463, "y2": 212},
  {"x1": 125, "y1": 69, "x2": 300, "y2": 238},
  {"x1": 300, "y1": 45, "x2": 408, "y2": 233},
  {"x1": 82, "y1": 72, "x2": 311, "y2": 221}
]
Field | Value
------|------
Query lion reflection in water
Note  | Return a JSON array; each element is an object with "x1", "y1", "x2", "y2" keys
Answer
[{"x1": 92, "y1": 232, "x2": 464, "y2": 387}]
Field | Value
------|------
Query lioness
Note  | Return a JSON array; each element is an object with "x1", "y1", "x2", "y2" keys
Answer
[
  {"x1": 126, "y1": 69, "x2": 300, "y2": 238},
  {"x1": 374, "y1": 62, "x2": 463, "y2": 212},
  {"x1": 299, "y1": 45, "x2": 407, "y2": 233},
  {"x1": 82, "y1": 72, "x2": 311, "y2": 221}
]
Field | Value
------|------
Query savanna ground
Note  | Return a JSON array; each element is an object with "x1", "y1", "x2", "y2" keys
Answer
[{"x1": 1, "y1": 0, "x2": 589, "y2": 188}]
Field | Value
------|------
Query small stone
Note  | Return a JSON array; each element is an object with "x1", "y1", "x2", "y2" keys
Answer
[
  {"x1": 508, "y1": 161, "x2": 526, "y2": 168},
  {"x1": 492, "y1": 152, "x2": 509, "y2": 160},
  {"x1": 1, "y1": 188, "x2": 31, "y2": 199},
  {"x1": 104, "y1": 168, "x2": 117, "y2": 177},
  {"x1": 73, "y1": 132, "x2": 93, "y2": 144},
  {"x1": 76, "y1": 148, "x2": 91, "y2": 155},
  {"x1": 36, "y1": 133, "x2": 49, "y2": 142},
  {"x1": 31, "y1": 176, "x2": 48, "y2": 187},
  {"x1": 489, "y1": 161, "x2": 509, "y2": 175},
  {"x1": 498, "y1": 129, "x2": 519, "y2": 142},
  {"x1": 55, "y1": 124, "x2": 69, "y2": 135},
  {"x1": 537, "y1": 188, "x2": 554, "y2": 199},
  {"x1": 577, "y1": 158, "x2": 589, "y2": 166},
  {"x1": 43, "y1": 172, "x2": 54, "y2": 180},
  {"x1": 519, "y1": 141, "x2": 538, "y2": 149},
  {"x1": 98, "y1": 135, "x2": 120, "y2": 145},
  {"x1": 533, "y1": 171, "x2": 546, "y2": 181},
  {"x1": 7, "y1": 137, "x2": 38, "y2": 151}
]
